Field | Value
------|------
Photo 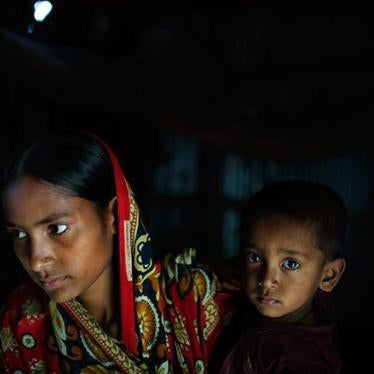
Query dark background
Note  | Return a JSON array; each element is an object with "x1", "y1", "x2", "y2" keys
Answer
[{"x1": 0, "y1": 1, "x2": 373, "y2": 372}]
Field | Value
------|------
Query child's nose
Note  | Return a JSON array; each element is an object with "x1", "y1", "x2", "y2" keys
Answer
[{"x1": 258, "y1": 266, "x2": 279, "y2": 289}]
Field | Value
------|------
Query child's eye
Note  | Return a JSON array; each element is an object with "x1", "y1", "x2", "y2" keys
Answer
[
  {"x1": 282, "y1": 259, "x2": 300, "y2": 270},
  {"x1": 247, "y1": 252, "x2": 262, "y2": 264},
  {"x1": 49, "y1": 224, "x2": 68, "y2": 236}
]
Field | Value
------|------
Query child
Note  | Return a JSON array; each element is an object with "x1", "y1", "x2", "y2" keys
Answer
[{"x1": 211, "y1": 180, "x2": 346, "y2": 373}]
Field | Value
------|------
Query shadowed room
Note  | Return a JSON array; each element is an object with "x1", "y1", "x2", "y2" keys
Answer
[{"x1": 0, "y1": 1, "x2": 373, "y2": 372}]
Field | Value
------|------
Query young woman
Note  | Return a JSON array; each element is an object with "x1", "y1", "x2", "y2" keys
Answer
[{"x1": 0, "y1": 131, "x2": 230, "y2": 373}]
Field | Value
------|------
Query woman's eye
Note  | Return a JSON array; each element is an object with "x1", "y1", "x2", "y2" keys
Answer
[
  {"x1": 247, "y1": 252, "x2": 262, "y2": 264},
  {"x1": 282, "y1": 259, "x2": 300, "y2": 270},
  {"x1": 10, "y1": 229, "x2": 27, "y2": 240},
  {"x1": 49, "y1": 224, "x2": 68, "y2": 235}
]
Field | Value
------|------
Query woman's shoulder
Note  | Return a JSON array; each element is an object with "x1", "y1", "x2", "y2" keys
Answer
[
  {"x1": 161, "y1": 247, "x2": 227, "y2": 305},
  {"x1": 0, "y1": 281, "x2": 48, "y2": 328},
  {"x1": 162, "y1": 248, "x2": 215, "y2": 281}
]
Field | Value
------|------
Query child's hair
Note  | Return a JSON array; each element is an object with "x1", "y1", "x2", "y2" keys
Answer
[{"x1": 240, "y1": 180, "x2": 347, "y2": 260}]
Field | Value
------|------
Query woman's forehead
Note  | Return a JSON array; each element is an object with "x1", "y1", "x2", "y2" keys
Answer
[
  {"x1": 4, "y1": 176, "x2": 70, "y2": 202},
  {"x1": 3, "y1": 176, "x2": 85, "y2": 225}
]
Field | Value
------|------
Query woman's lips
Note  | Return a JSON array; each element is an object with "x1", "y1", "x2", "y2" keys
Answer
[{"x1": 38, "y1": 276, "x2": 67, "y2": 290}]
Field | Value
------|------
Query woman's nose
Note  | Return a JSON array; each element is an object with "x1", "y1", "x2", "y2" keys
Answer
[{"x1": 27, "y1": 237, "x2": 55, "y2": 273}]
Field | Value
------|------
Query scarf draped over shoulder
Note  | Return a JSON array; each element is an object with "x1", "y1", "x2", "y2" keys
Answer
[{"x1": 0, "y1": 136, "x2": 230, "y2": 373}]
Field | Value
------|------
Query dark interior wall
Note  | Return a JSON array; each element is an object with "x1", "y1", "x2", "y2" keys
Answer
[{"x1": 0, "y1": 2, "x2": 373, "y2": 372}]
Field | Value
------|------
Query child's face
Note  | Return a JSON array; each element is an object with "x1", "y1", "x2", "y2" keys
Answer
[
  {"x1": 242, "y1": 214, "x2": 326, "y2": 323},
  {"x1": 2, "y1": 176, "x2": 116, "y2": 304}
]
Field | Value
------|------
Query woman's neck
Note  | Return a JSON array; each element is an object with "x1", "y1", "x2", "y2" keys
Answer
[{"x1": 77, "y1": 262, "x2": 120, "y2": 338}]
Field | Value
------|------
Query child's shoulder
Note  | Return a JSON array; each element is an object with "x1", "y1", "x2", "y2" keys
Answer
[
  {"x1": 215, "y1": 320, "x2": 341, "y2": 373},
  {"x1": 250, "y1": 323, "x2": 342, "y2": 372}
]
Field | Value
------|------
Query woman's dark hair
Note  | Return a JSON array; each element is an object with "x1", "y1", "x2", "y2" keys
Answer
[
  {"x1": 240, "y1": 180, "x2": 347, "y2": 259},
  {"x1": 1, "y1": 130, "x2": 116, "y2": 214}
]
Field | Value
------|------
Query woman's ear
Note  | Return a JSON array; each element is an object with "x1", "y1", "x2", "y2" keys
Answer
[
  {"x1": 105, "y1": 196, "x2": 117, "y2": 234},
  {"x1": 319, "y1": 258, "x2": 346, "y2": 292}
]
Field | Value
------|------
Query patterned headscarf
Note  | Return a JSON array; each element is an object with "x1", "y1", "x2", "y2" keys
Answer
[{"x1": 0, "y1": 132, "x2": 229, "y2": 373}]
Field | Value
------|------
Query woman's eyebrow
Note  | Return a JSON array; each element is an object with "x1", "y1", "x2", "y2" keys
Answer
[
  {"x1": 6, "y1": 211, "x2": 73, "y2": 228},
  {"x1": 34, "y1": 212, "x2": 73, "y2": 225}
]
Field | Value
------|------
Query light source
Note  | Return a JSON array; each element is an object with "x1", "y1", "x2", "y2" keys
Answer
[{"x1": 33, "y1": 1, "x2": 53, "y2": 23}]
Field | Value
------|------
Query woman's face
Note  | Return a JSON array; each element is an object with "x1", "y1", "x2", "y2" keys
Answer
[{"x1": 2, "y1": 176, "x2": 115, "y2": 304}]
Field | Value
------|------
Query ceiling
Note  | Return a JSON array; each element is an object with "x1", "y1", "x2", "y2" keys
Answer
[{"x1": 1, "y1": 0, "x2": 373, "y2": 156}]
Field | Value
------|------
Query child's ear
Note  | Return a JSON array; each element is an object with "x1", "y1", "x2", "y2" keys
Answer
[
  {"x1": 319, "y1": 258, "x2": 346, "y2": 292},
  {"x1": 106, "y1": 196, "x2": 117, "y2": 234}
]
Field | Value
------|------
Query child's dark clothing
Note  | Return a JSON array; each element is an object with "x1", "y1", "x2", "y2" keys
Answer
[{"x1": 211, "y1": 290, "x2": 342, "y2": 373}]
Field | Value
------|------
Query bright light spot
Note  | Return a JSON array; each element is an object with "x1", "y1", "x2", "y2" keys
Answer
[{"x1": 34, "y1": 1, "x2": 53, "y2": 22}]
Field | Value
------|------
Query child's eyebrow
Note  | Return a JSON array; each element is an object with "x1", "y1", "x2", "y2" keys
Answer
[
  {"x1": 243, "y1": 246, "x2": 313, "y2": 260},
  {"x1": 243, "y1": 244, "x2": 259, "y2": 252},
  {"x1": 280, "y1": 249, "x2": 311, "y2": 259}
]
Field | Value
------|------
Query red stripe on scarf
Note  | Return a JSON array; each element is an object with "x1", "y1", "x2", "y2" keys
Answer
[{"x1": 87, "y1": 133, "x2": 137, "y2": 355}]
